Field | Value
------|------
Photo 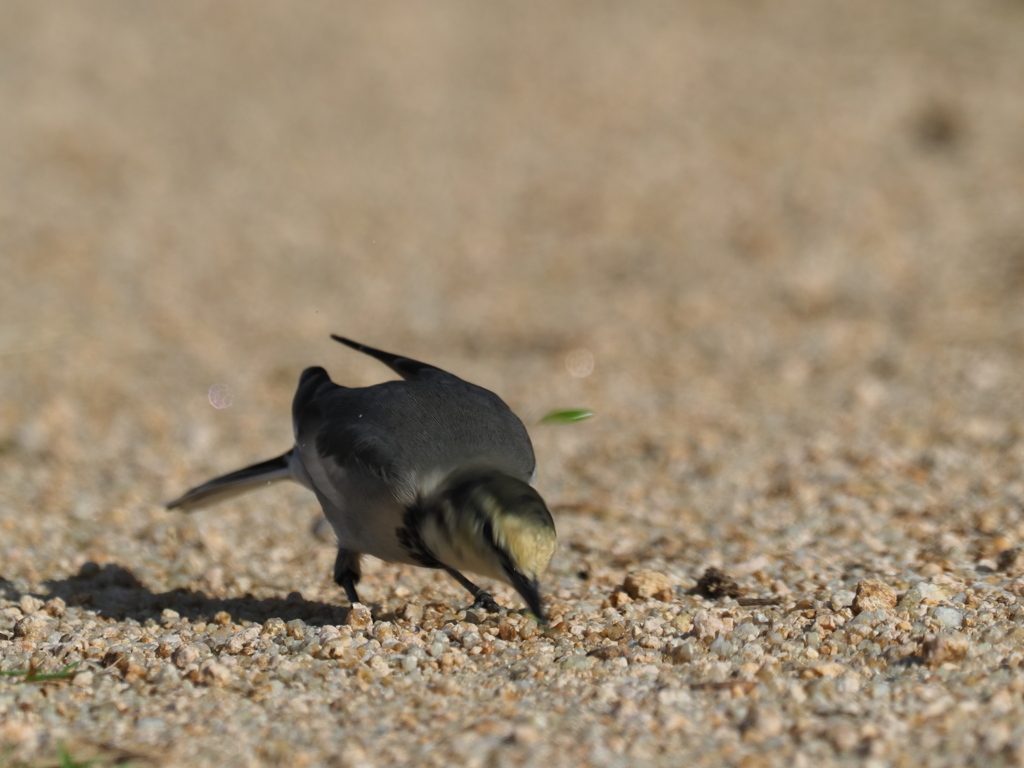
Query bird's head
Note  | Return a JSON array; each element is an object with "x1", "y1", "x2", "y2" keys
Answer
[{"x1": 414, "y1": 467, "x2": 557, "y2": 620}]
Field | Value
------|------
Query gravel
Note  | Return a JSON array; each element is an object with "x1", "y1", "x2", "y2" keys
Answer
[
  {"x1": 3, "y1": 3, "x2": 1024, "y2": 767},
  {"x1": 5, "y1": 555, "x2": 1024, "y2": 765}
]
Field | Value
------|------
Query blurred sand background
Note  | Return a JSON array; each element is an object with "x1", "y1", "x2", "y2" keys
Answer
[{"x1": 3, "y1": 2, "x2": 1024, "y2": 766}]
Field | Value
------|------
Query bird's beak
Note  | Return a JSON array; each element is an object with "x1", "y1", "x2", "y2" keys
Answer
[{"x1": 505, "y1": 568, "x2": 547, "y2": 623}]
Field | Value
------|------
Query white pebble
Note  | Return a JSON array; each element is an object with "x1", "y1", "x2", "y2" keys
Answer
[{"x1": 932, "y1": 606, "x2": 964, "y2": 630}]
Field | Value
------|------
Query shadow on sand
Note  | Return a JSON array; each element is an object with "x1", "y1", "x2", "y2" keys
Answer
[{"x1": 1, "y1": 563, "x2": 354, "y2": 627}]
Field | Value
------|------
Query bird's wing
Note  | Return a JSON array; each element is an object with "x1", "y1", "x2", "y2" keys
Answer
[
  {"x1": 292, "y1": 365, "x2": 538, "y2": 502},
  {"x1": 293, "y1": 368, "x2": 388, "y2": 470},
  {"x1": 325, "y1": 337, "x2": 535, "y2": 478},
  {"x1": 331, "y1": 335, "x2": 448, "y2": 381},
  {"x1": 291, "y1": 370, "x2": 407, "y2": 500}
]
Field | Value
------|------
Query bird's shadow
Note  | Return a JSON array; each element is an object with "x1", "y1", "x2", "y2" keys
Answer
[{"x1": 5, "y1": 563, "x2": 355, "y2": 627}]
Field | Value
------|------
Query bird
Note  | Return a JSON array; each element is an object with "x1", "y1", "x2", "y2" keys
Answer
[{"x1": 166, "y1": 335, "x2": 557, "y2": 621}]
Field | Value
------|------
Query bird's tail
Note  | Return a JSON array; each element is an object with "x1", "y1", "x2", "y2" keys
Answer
[{"x1": 166, "y1": 451, "x2": 294, "y2": 511}]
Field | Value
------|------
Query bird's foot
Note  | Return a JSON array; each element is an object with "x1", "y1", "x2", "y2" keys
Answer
[{"x1": 469, "y1": 591, "x2": 502, "y2": 614}]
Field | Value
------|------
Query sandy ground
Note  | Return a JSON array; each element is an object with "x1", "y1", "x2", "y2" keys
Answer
[{"x1": 3, "y1": 2, "x2": 1024, "y2": 766}]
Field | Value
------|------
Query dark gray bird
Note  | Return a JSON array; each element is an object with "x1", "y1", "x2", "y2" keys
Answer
[{"x1": 166, "y1": 335, "x2": 556, "y2": 620}]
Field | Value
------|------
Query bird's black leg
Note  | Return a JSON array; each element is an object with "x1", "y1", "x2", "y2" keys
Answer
[
  {"x1": 333, "y1": 548, "x2": 363, "y2": 605},
  {"x1": 444, "y1": 567, "x2": 501, "y2": 613}
]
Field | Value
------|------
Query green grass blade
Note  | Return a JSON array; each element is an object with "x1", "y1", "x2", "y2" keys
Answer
[
  {"x1": 1, "y1": 661, "x2": 81, "y2": 683},
  {"x1": 539, "y1": 408, "x2": 594, "y2": 425},
  {"x1": 28, "y1": 661, "x2": 82, "y2": 682}
]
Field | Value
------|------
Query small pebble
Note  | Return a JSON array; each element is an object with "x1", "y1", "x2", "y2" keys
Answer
[
  {"x1": 922, "y1": 633, "x2": 970, "y2": 667},
  {"x1": 692, "y1": 610, "x2": 724, "y2": 640},
  {"x1": 623, "y1": 571, "x2": 674, "y2": 601},
  {"x1": 18, "y1": 595, "x2": 44, "y2": 615},
  {"x1": 852, "y1": 579, "x2": 897, "y2": 614},
  {"x1": 830, "y1": 590, "x2": 856, "y2": 611},
  {"x1": 932, "y1": 606, "x2": 964, "y2": 630},
  {"x1": 200, "y1": 660, "x2": 232, "y2": 686},
  {"x1": 345, "y1": 604, "x2": 373, "y2": 630},
  {"x1": 172, "y1": 644, "x2": 200, "y2": 669},
  {"x1": 43, "y1": 597, "x2": 66, "y2": 617}
]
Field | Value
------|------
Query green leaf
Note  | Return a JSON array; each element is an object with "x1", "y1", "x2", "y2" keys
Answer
[{"x1": 539, "y1": 409, "x2": 594, "y2": 425}]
